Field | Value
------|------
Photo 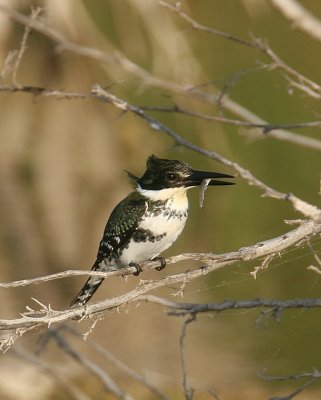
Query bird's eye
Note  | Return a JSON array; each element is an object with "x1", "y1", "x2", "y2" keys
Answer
[{"x1": 166, "y1": 172, "x2": 176, "y2": 181}]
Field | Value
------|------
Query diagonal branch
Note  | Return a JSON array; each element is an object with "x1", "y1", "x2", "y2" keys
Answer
[
  {"x1": 268, "y1": 0, "x2": 321, "y2": 44},
  {"x1": 91, "y1": 86, "x2": 321, "y2": 220}
]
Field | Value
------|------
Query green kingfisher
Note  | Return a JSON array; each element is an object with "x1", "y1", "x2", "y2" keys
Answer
[{"x1": 71, "y1": 155, "x2": 234, "y2": 306}]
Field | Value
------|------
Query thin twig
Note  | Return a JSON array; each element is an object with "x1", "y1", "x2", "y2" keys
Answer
[
  {"x1": 261, "y1": 368, "x2": 321, "y2": 399},
  {"x1": 137, "y1": 295, "x2": 321, "y2": 316},
  {"x1": 179, "y1": 315, "x2": 195, "y2": 400},
  {"x1": 158, "y1": 0, "x2": 254, "y2": 48},
  {"x1": 269, "y1": 377, "x2": 319, "y2": 400},
  {"x1": 12, "y1": 7, "x2": 42, "y2": 85},
  {"x1": 141, "y1": 104, "x2": 321, "y2": 133}
]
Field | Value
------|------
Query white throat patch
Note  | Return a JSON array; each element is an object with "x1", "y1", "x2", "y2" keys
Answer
[{"x1": 137, "y1": 185, "x2": 188, "y2": 202}]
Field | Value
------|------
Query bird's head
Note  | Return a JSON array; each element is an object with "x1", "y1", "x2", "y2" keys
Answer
[{"x1": 127, "y1": 155, "x2": 234, "y2": 190}]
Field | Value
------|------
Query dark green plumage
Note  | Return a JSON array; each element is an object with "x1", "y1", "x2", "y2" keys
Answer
[{"x1": 96, "y1": 192, "x2": 147, "y2": 263}]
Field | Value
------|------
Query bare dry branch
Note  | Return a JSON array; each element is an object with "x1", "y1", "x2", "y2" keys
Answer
[
  {"x1": 91, "y1": 86, "x2": 321, "y2": 220},
  {"x1": 0, "y1": 83, "x2": 319, "y2": 338},
  {"x1": 0, "y1": 218, "x2": 320, "y2": 335},
  {"x1": 0, "y1": 4, "x2": 321, "y2": 152},
  {"x1": 11, "y1": 7, "x2": 42, "y2": 85},
  {"x1": 268, "y1": 0, "x2": 321, "y2": 44},
  {"x1": 260, "y1": 369, "x2": 321, "y2": 399},
  {"x1": 0, "y1": 51, "x2": 18, "y2": 80},
  {"x1": 179, "y1": 316, "x2": 195, "y2": 400},
  {"x1": 158, "y1": 0, "x2": 254, "y2": 48},
  {"x1": 1, "y1": 218, "x2": 320, "y2": 292},
  {"x1": 137, "y1": 295, "x2": 321, "y2": 317},
  {"x1": 0, "y1": 2, "x2": 320, "y2": 398},
  {"x1": 1, "y1": 83, "x2": 321, "y2": 153},
  {"x1": 159, "y1": 1, "x2": 321, "y2": 99},
  {"x1": 141, "y1": 104, "x2": 321, "y2": 133}
]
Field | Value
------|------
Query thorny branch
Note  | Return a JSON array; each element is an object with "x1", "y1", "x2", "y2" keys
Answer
[
  {"x1": 0, "y1": 78, "x2": 320, "y2": 361},
  {"x1": 0, "y1": 218, "x2": 321, "y2": 292},
  {"x1": 0, "y1": 218, "x2": 320, "y2": 334},
  {"x1": 0, "y1": 86, "x2": 319, "y2": 334}
]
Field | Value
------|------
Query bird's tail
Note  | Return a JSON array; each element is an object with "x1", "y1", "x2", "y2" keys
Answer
[{"x1": 70, "y1": 266, "x2": 105, "y2": 306}]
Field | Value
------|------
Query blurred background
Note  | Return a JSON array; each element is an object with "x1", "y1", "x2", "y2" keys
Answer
[{"x1": 0, "y1": 0, "x2": 321, "y2": 398}]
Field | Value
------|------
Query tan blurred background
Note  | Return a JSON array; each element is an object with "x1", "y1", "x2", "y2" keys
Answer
[{"x1": 0, "y1": 0, "x2": 321, "y2": 398}]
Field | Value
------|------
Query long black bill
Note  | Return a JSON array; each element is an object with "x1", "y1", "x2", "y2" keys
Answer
[{"x1": 184, "y1": 170, "x2": 235, "y2": 187}]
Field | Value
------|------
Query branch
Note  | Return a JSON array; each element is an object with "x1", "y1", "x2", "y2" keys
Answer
[
  {"x1": 268, "y1": 0, "x2": 321, "y2": 44},
  {"x1": 266, "y1": 371, "x2": 321, "y2": 400},
  {"x1": 1, "y1": 83, "x2": 321, "y2": 134},
  {"x1": 2, "y1": 83, "x2": 321, "y2": 154},
  {"x1": 0, "y1": 218, "x2": 320, "y2": 334},
  {"x1": 1, "y1": 4, "x2": 321, "y2": 152},
  {"x1": 137, "y1": 295, "x2": 321, "y2": 317},
  {"x1": 91, "y1": 86, "x2": 321, "y2": 220},
  {"x1": 141, "y1": 104, "x2": 321, "y2": 133},
  {"x1": 11, "y1": 7, "x2": 42, "y2": 85},
  {"x1": 159, "y1": 1, "x2": 321, "y2": 99},
  {"x1": 179, "y1": 316, "x2": 195, "y2": 400},
  {"x1": 158, "y1": 0, "x2": 254, "y2": 48},
  {"x1": 1, "y1": 217, "x2": 320, "y2": 292}
]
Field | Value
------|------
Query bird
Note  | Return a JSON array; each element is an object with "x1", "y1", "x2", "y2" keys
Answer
[{"x1": 71, "y1": 155, "x2": 234, "y2": 306}]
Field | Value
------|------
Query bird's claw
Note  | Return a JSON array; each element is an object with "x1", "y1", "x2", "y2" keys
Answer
[
  {"x1": 154, "y1": 257, "x2": 166, "y2": 271},
  {"x1": 129, "y1": 262, "x2": 142, "y2": 276}
]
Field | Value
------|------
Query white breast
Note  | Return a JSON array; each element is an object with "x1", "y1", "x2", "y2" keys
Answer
[{"x1": 118, "y1": 187, "x2": 189, "y2": 266}]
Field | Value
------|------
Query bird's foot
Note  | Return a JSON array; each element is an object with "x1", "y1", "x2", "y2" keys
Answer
[
  {"x1": 154, "y1": 257, "x2": 166, "y2": 271},
  {"x1": 129, "y1": 262, "x2": 142, "y2": 276}
]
